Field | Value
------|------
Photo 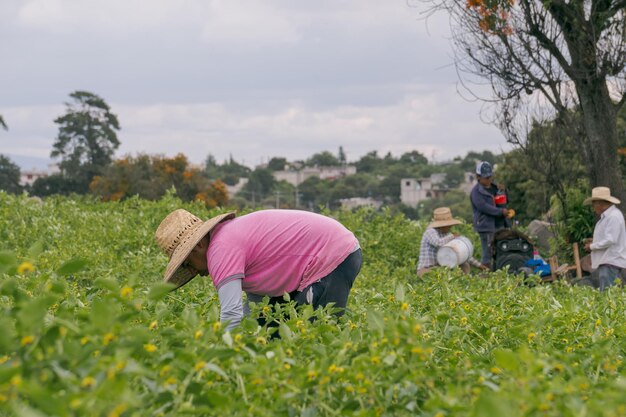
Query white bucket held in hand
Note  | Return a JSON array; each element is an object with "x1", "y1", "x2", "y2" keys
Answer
[{"x1": 436, "y1": 236, "x2": 474, "y2": 267}]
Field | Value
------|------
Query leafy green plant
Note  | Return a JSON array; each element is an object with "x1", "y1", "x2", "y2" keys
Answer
[{"x1": 0, "y1": 192, "x2": 625, "y2": 416}]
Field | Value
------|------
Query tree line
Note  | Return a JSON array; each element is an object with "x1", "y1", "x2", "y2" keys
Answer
[{"x1": 1, "y1": 87, "x2": 625, "y2": 228}]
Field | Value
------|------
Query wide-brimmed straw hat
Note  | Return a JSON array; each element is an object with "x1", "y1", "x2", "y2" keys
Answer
[
  {"x1": 155, "y1": 209, "x2": 236, "y2": 288},
  {"x1": 583, "y1": 186, "x2": 620, "y2": 205},
  {"x1": 428, "y1": 207, "x2": 462, "y2": 228}
]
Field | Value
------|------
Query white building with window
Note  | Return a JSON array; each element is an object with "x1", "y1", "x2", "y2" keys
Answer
[{"x1": 400, "y1": 172, "x2": 476, "y2": 208}]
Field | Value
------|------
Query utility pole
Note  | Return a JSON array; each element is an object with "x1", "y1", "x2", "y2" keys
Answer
[
  {"x1": 275, "y1": 190, "x2": 280, "y2": 208},
  {"x1": 295, "y1": 182, "x2": 299, "y2": 208}
]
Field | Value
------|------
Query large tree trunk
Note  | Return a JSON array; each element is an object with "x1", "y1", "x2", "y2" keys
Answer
[{"x1": 576, "y1": 80, "x2": 626, "y2": 205}]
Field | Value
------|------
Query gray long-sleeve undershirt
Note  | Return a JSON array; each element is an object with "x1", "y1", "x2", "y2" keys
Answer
[{"x1": 218, "y1": 279, "x2": 268, "y2": 331}]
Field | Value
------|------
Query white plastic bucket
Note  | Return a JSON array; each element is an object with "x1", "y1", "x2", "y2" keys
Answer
[{"x1": 436, "y1": 236, "x2": 474, "y2": 267}]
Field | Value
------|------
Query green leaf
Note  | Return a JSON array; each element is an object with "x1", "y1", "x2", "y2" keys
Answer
[
  {"x1": 90, "y1": 299, "x2": 119, "y2": 328},
  {"x1": 493, "y1": 348, "x2": 519, "y2": 372},
  {"x1": 55, "y1": 258, "x2": 88, "y2": 276},
  {"x1": 0, "y1": 317, "x2": 16, "y2": 351},
  {"x1": 278, "y1": 322, "x2": 294, "y2": 340},
  {"x1": 27, "y1": 240, "x2": 45, "y2": 260},
  {"x1": 367, "y1": 310, "x2": 385, "y2": 335},
  {"x1": 94, "y1": 277, "x2": 119, "y2": 292},
  {"x1": 17, "y1": 295, "x2": 57, "y2": 333},
  {"x1": 204, "y1": 363, "x2": 229, "y2": 379},
  {"x1": 205, "y1": 391, "x2": 228, "y2": 408},
  {"x1": 0, "y1": 251, "x2": 16, "y2": 274},
  {"x1": 0, "y1": 251, "x2": 16, "y2": 267},
  {"x1": 471, "y1": 392, "x2": 517, "y2": 417},
  {"x1": 148, "y1": 282, "x2": 176, "y2": 301},
  {"x1": 395, "y1": 284, "x2": 406, "y2": 303}
]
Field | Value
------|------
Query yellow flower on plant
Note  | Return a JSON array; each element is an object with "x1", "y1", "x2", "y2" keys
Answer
[
  {"x1": 103, "y1": 333, "x2": 115, "y2": 345},
  {"x1": 120, "y1": 286, "x2": 133, "y2": 298},
  {"x1": 160, "y1": 365, "x2": 171, "y2": 377},
  {"x1": 81, "y1": 376, "x2": 96, "y2": 388},
  {"x1": 149, "y1": 321, "x2": 158, "y2": 330},
  {"x1": 307, "y1": 370, "x2": 318, "y2": 381},
  {"x1": 194, "y1": 330, "x2": 203, "y2": 340},
  {"x1": 20, "y1": 335, "x2": 35, "y2": 346},
  {"x1": 17, "y1": 261, "x2": 35, "y2": 274},
  {"x1": 371, "y1": 356, "x2": 381, "y2": 365},
  {"x1": 401, "y1": 302, "x2": 409, "y2": 311},
  {"x1": 80, "y1": 336, "x2": 89, "y2": 345},
  {"x1": 212, "y1": 321, "x2": 221, "y2": 332},
  {"x1": 10, "y1": 375, "x2": 22, "y2": 386},
  {"x1": 144, "y1": 343, "x2": 158, "y2": 353},
  {"x1": 256, "y1": 336, "x2": 267, "y2": 345},
  {"x1": 527, "y1": 332, "x2": 536, "y2": 342},
  {"x1": 194, "y1": 361, "x2": 206, "y2": 371}
]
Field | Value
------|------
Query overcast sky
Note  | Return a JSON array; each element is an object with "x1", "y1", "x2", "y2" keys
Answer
[{"x1": 0, "y1": 0, "x2": 509, "y2": 170}]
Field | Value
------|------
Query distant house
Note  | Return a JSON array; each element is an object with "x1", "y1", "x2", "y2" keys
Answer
[
  {"x1": 225, "y1": 178, "x2": 248, "y2": 197},
  {"x1": 273, "y1": 165, "x2": 357, "y2": 186},
  {"x1": 339, "y1": 197, "x2": 383, "y2": 211},
  {"x1": 19, "y1": 164, "x2": 59, "y2": 187},
  {"x1": 458, "y1": 172, "x2": 477, "y2": 194},
  {"x1": 400, "y1": 172, "x2": 476, "y2": 208}
]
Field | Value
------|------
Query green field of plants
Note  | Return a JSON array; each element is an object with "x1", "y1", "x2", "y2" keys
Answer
[{"x1": 1, "y1": 192, "x2": 625, "y2": 417}]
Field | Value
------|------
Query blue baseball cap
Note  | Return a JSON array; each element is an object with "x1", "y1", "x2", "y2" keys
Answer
[{"x1": 476, "y1": 161, "x2": 493, "y2": 178}]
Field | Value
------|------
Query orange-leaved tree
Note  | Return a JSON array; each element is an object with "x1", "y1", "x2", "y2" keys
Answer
[{"x1": 90, "y1": 153, "x2": 229, "y2": 207}]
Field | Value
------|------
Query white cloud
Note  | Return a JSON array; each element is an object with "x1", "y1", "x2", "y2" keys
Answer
[
  {"x1": 17, "y1": 0, "x2": 190, "y2": 36},
  {"x1": 1, "y1": 82, "x2": 507, "y2": 169},
  {"x1": 201, "y1": 0, "x2": 302, "y2": 45}
]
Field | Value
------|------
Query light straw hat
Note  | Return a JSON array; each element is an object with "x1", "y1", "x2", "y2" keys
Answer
[
  {"x1": 428, "y1": 207, "x2": 463, "y2": 228},
  {"x1": 583, "y1": 186, "x2": 620, "y2": 205},
  {"x1": 155, "y1": 209, "x2": 235, "y2": 288}
]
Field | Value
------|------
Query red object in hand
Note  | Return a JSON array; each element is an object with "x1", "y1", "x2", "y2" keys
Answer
[{"x1": 494, "y1": 193, "x2": 507, "y2": 205}]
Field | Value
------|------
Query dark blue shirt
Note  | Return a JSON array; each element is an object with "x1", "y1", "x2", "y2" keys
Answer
[{"x1": 470, "y1": 183, "x2": 506, "y2": 233}]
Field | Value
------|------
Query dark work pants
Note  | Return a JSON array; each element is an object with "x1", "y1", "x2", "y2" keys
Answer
[{"x1": 294, "y1": 248, "x2": 362, "y2": 314}]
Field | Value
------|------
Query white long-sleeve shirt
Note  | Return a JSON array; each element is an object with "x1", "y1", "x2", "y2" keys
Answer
[{"x1": 590, "y1": 205, "x2": 626, "y2": 270}]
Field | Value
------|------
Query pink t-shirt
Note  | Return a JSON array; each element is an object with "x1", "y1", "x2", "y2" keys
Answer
[{"x1": 206, "y1": 210, "x2": 359, "y2": 296}]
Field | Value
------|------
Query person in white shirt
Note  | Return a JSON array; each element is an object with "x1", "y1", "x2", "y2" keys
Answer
[{"x1": 583, "y1": 187, "x2": 626, "y2": 290}]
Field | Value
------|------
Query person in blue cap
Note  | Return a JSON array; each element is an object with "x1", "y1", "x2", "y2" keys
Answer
[{"x1": 470, "y1": 161, "x2": 512, "y2": 268}]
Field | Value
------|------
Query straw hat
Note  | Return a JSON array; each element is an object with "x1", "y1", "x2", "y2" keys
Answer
[
  {"x1": 583, "y1": 186, "x2": 620, "y2": 205},
  {"x1": 428, "y1": 207, "x2": 462, "y2": 228},
  {"x1": 155, "y1": 209, "x2": 236, "y2": 288}
]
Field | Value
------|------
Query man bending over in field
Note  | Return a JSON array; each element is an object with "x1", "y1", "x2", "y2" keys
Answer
[
  {"x1": 417, "y1": 207, "x2": 488, "y2": 277},
  {"x1": 155, "y1": 209, "x2": 362, "y2": 331}
]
